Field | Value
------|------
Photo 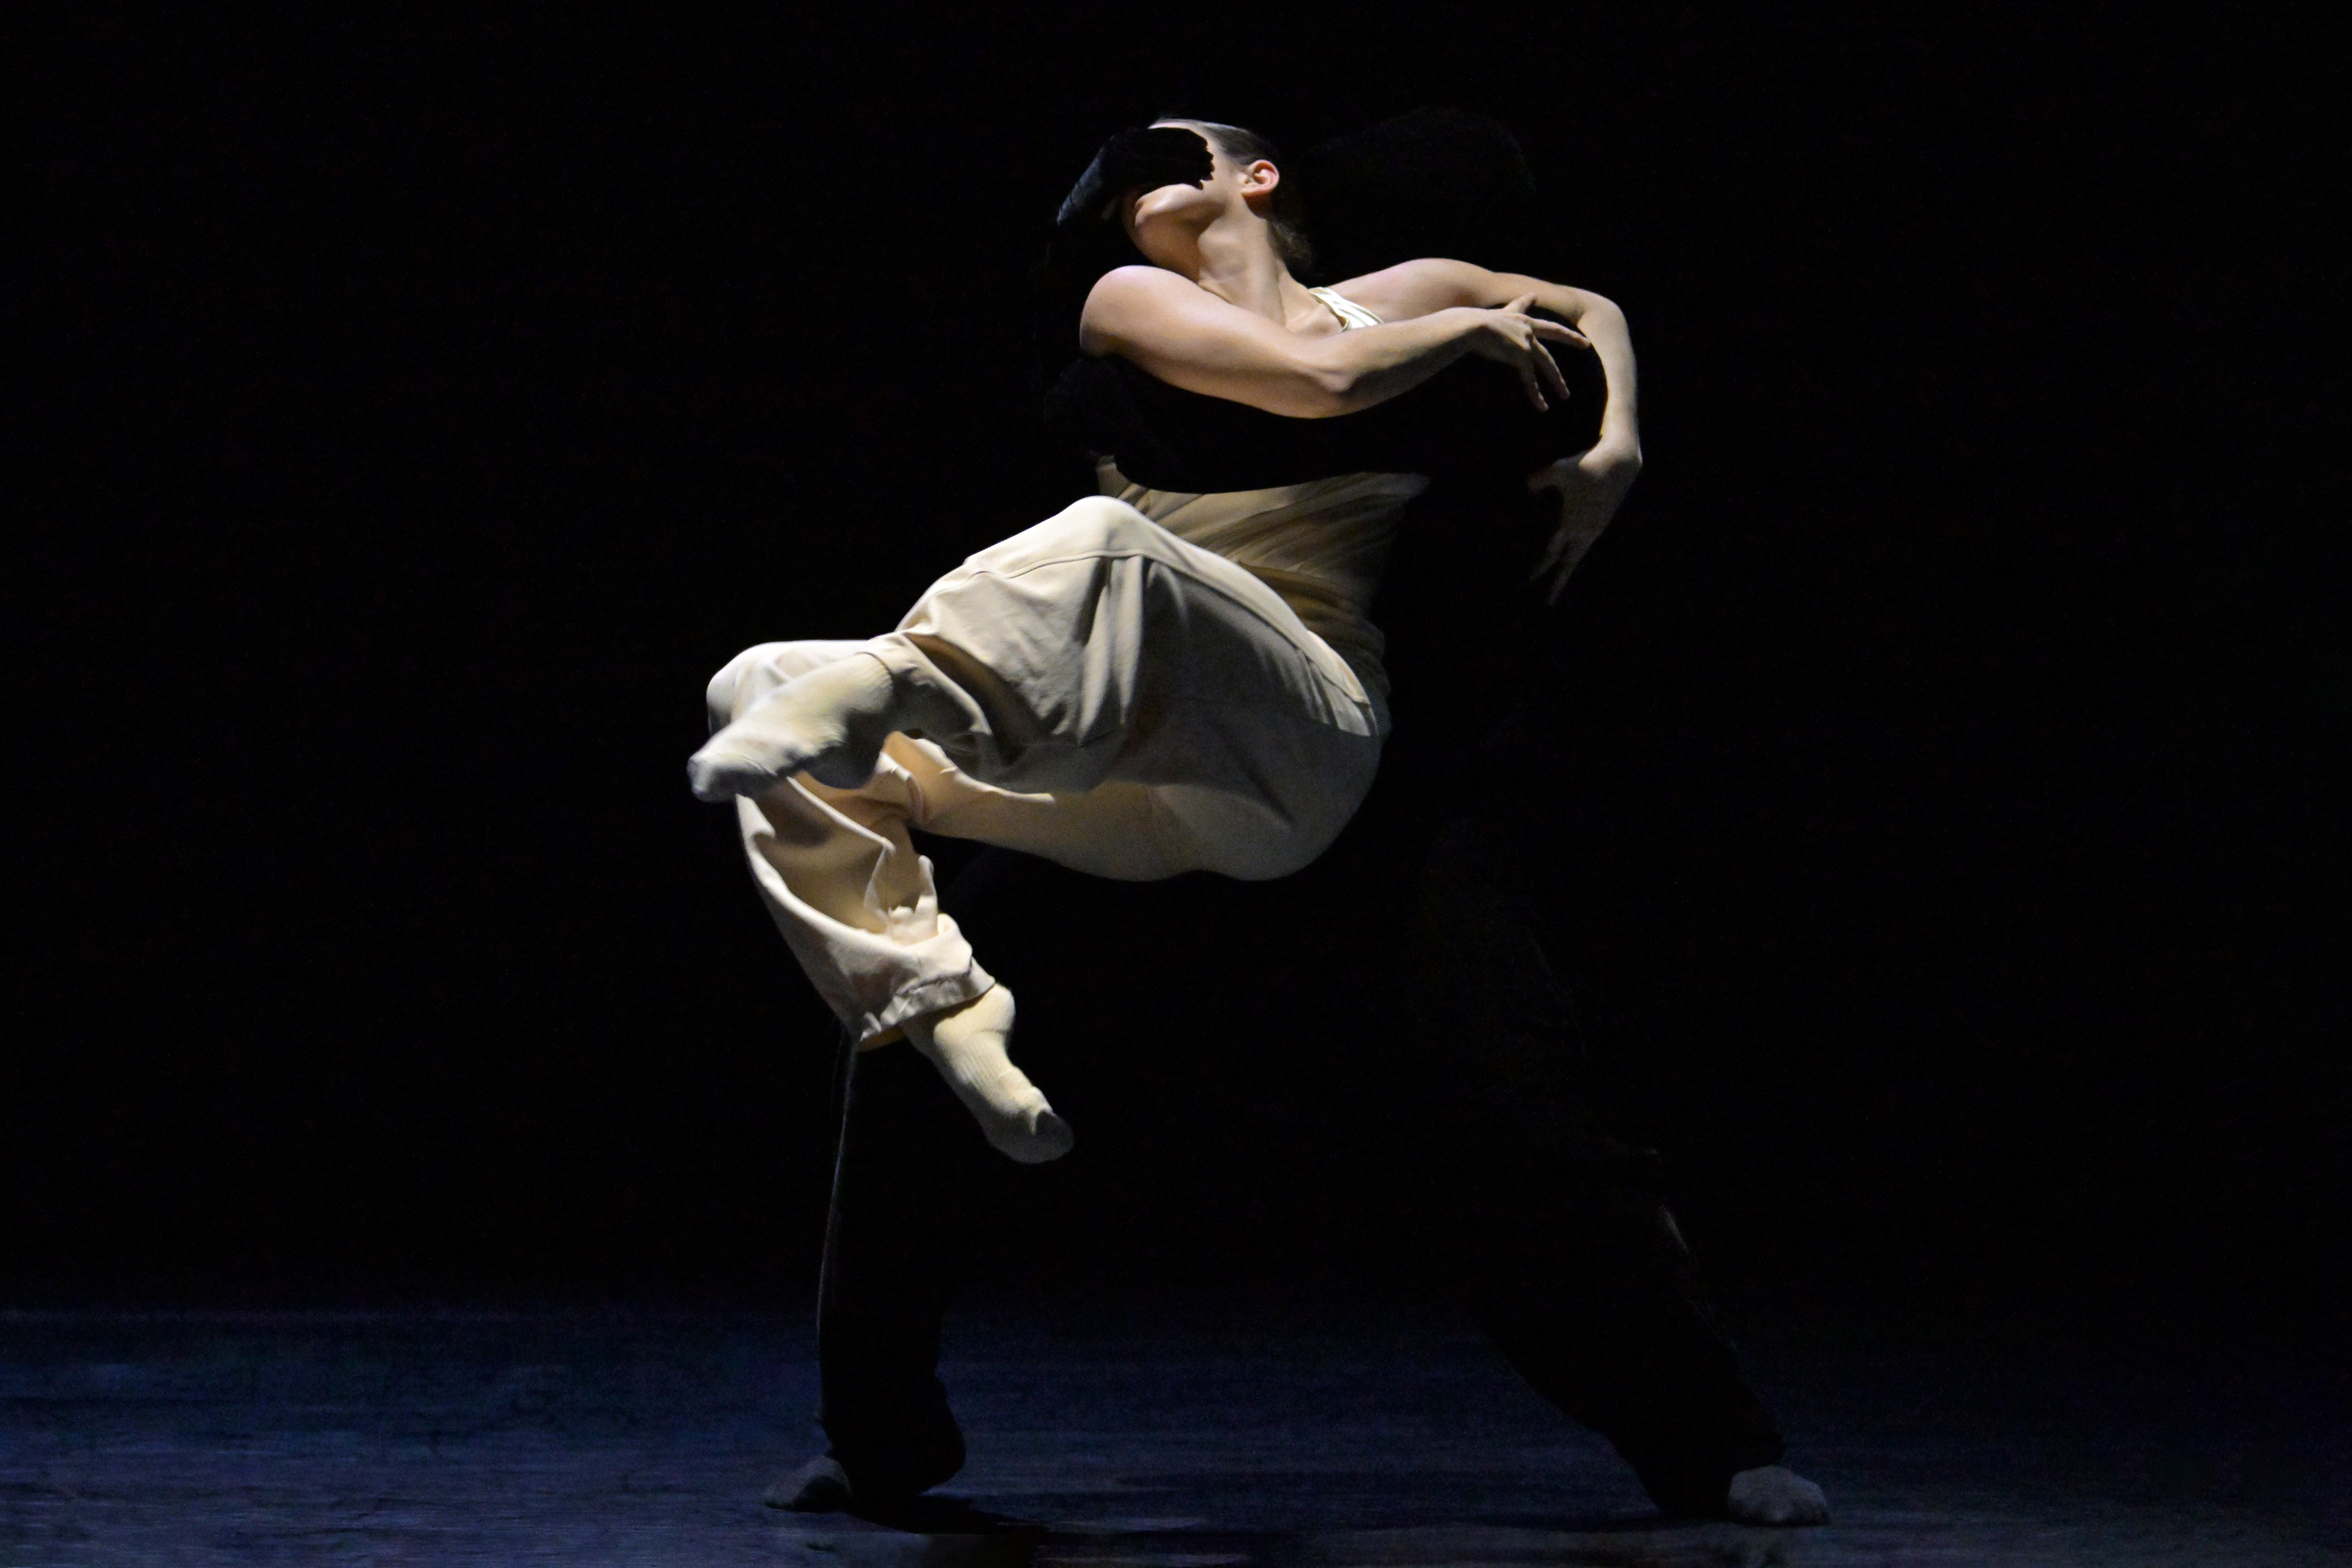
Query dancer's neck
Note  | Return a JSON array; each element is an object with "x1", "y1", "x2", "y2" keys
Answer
[{"x1": 1166, "y1": 219, "x2": 1324, "y2": 334}]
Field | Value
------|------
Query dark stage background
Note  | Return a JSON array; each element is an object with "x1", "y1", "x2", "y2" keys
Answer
[{"x1": 14, "y1": 14, "x2": 2339, "y2": 1336}]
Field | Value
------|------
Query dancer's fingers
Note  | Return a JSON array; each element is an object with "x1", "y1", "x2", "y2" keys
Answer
[
  {"x1": 1534, "y1": 339, "x2": 1569, "y2": 401},
  {"x1": 1547, "y1": 534, "x2": 1600, "y2": 603},
  {"x1": 1533, "y1": 522, "x2": 1570, "y2": 578},
  {"x1": 1519, "y1": 360, "x2": 1549, "y2": 411},
  {"x1": 1535, "y1": 537, "x2": 1580, "y2": 603}
]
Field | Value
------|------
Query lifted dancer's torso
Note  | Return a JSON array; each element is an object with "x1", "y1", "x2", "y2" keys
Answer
[{"x1": 1095, "y1": 288, "x2": 1427, "y2": 703}]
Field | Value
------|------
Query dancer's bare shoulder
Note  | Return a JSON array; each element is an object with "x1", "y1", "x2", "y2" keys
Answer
[{"x1": 1322, "y1": 258, "x2": 1524, "y2": 322}]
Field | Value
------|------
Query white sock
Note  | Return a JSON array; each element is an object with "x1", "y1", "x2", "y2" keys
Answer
[
  {"x1": 1725, "y1": 1466, "x2": 1831, "y2": 1525},
  {"x1": 905, "y1": 985, "x2": 1073, "y2": 1164},
  {"x1": 689, "y1": 649, "x2": 958, "y2": 800}
]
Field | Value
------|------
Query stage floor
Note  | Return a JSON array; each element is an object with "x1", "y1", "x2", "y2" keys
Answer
[{"x1": 3, "y1": 1293, "x2": 2343, "y2": 1565}]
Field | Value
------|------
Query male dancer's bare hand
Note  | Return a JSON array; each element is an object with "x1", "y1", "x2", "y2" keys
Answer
[{"x1": 1527, "y1": 439, "x2": 1641, "y2": 604}]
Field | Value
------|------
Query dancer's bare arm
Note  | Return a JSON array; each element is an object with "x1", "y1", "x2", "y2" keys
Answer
[
  {"x1": 1080, "y1": 265, "x2": 1585, "y2": 419},
  {"x1": 1338, "y1": 259, "x2": 1642, "y2": 602},
  {"x1": 1335, "y1": 260, "x2": 1639, "y2": 455}
]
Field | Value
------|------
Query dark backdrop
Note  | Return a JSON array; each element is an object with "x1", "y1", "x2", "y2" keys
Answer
[{"x1": 14, "y1": 14, "x2": 2339, "y2": 1327}]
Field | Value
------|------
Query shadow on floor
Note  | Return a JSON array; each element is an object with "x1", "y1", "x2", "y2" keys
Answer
[{"x1": 779, "y1": 1504, "x2": 1806, "y2": 1568}]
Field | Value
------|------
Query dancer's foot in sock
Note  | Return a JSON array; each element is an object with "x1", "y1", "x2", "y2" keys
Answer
[
  {"x1": 906, "y1": 985, "x2": 1073, "y2": 1164},
  {"x1": 689, "y1": 649, "x2": 963, "y2": 800},
  {"x1": 1724, "y1": 1465, "x2": 1830, "y2": 1525},
  {"x1": 763, "y1": 1456, "x2": 852, "y2": 1512}
]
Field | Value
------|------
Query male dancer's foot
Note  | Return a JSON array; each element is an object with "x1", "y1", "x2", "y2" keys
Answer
[
  {"x1": 906, "y1": 984, "x2": 1073, "y2": 1164},
  {"x1": 1723, "y1": 1464, "x2": 1830, "y2": 1525},
  {"x1": 764, "y1": 1456, "x2": 853, "y2": 1512},
  {"x1": 762, "y1": 1447, "x2": 965, "y2": 1516},
  {"x1": 688, "y1": 647, "x2": 966, "y2": 799}
]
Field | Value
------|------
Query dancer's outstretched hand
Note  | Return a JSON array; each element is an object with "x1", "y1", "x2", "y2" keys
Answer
[{"x1": 1527, "y1": 439, "x2": 1641, "y2": 604}]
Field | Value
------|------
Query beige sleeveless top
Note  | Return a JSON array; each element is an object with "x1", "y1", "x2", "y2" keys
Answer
[{"x1": 1095, "y1": 287, "x2": 1430, "y2": 704}]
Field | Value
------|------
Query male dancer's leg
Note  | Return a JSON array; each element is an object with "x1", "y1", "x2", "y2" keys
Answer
[
  {"x1": 1413, "y1": 809, "x2": 1788, "y2": 1516},
  {"x1": 774, "y1": 848, "x2": 1057, "y2": 1511},
  {"x1": 802, "y1": 1027, "x2": 985, "y2": 1503},
  {"x1": 1369, "y1": 483, "x2": 1805, "y2": 1518}
]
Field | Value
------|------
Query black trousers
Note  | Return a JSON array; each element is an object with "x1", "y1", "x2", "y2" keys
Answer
[
  {"x1": 809, "y1": 488, "x2": 1784, "y2": 1514},
  {"x1": 807, "y1": 815, "x2": 1784, "y2": 1516}
]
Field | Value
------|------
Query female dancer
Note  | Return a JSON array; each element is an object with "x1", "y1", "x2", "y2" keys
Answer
[
  {"x1": 695, "y1": 119, "x2": 1827, "y2": 1525},
  {"x1": 689, "y1": 121, "x2": 1615, "y2": 1162}
]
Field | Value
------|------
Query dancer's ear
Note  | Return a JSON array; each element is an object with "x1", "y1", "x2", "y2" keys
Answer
[{"x1": 1233, "y1": 158, "x2": 1283, "y2": 225}]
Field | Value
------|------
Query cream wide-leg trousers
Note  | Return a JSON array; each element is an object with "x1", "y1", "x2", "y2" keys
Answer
[{"x1": 706, "y1": 496, "x2": 1386, "y2": 1044}]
